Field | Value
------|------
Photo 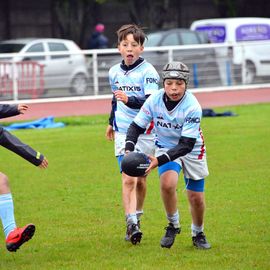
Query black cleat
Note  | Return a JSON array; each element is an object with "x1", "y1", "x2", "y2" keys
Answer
[
  {"x1": 125, "y1": 220, "x2": 141, "y2": 241},
  {"x1": 160, "y1": 223, "x2": 181, "y2": 248},
  {"x1": 192, "y1": 232, "x2": 211, "y2": 249},
  {"x1": 125, "y1": 223, "x2": 142, "y2": 245}
]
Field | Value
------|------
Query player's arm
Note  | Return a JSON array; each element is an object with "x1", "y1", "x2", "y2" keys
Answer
[
  {"x1": 0, "y1": 127, "x2": 45, "y2": 166},
  {"x1": 125, "y1": 95, "x2": 150, "y2": 109},
  {"x1": 0, "y1": 104, "x2": 20, "y2": 119},
  {"x1": 157, "y1": 136, "x2": 196, "y2": 166},
  {"x1": 125, "y1": 121, "x2": 146, "y2": 152},
  {"x1": 106, "y1": 95, "x2": 116, "y2": 141},
  {"x1": 108, "y1": 95, "x2": 117, "y2": 126}
]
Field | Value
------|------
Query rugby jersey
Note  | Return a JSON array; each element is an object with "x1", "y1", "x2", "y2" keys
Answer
[
  {"x1": 109, "y1": 58, "x2": 160, "y2": 133},
  {"x1": 133, "y1": 89, "x2": 206, "y2": 159}
]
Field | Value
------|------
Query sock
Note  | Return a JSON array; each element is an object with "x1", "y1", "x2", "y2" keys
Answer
[
  {"x1": 167, "y1": 210, "x2": 180, "y2": 228},
  {"x1": 0, "y1": 193, "x2": 16, "y2": 238},
  {"x1": 191, "y1": 223, "x2": 203, "y2": 237},
  {"x1": 136, "y1": 210, "x2": 143, "y2": 221},
  {"x1": 126, "y1": 213, "x2": 137, "y2": 226}
]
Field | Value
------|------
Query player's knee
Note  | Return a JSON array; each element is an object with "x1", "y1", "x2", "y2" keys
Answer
[
  {"x1": 161, "y1": 180, "x2": 176, "y2": 194},
  {"x1": 123, "y1": 175, "x2": 136, "y2": 189},
  {"x1": 188, "y1": 192, "x2": 204, "y2": 208},
  {"x1": 137, "y1": 177, "x2": 146, "y2": 189}
]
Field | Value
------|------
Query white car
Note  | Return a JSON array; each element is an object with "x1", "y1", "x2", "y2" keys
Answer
[
  {"x1": 0, "y1": 38, "x2": 89, "y2": 96},
  {"x1": 191, "y1": 17, "x2": 270, "y2": 84}
]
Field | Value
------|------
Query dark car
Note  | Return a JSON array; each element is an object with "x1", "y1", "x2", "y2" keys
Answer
[
  {"x1": 144, "y1": 28, "x2": 210, "y2": 47},
  {"x1": 143, "y1": 28, "x2": 220, "y2": 88}
]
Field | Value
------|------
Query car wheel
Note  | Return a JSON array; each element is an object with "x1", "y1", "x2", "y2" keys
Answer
[{"x1": 70, "y1": 73, "x2": 88, "y2": 95}]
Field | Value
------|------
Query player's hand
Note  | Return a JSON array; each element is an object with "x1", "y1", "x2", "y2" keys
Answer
[
  {"x1": 145, "y1": 155, "x2": 158, "y2": 174},
  {"x1": 105, "y1": 125, "x2": 115, "y2": 141},
  {"x1": 17, "y1": 104, "x2": 29, "y2": 114},
  {"x1": 39, "y1": 157, "x2": 48, "y2": 169},
  {"x1": 114, "y1": 90, "x2": 128, "y2": 104}
]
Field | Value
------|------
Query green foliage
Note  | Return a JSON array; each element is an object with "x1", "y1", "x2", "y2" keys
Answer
[{"x1": 0, "y1": 103, "x2": 269, "y2": 269}]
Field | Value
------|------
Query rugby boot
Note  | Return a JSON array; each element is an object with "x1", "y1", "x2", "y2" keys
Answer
[
  {"x1": 125, "y1": 219, "x2": 141, "y2": 241},
  {"x1": 125, "y1": 223, "x2": 142, "y2": 245},
  {"x1": 160, "y1": 223, "x2": 181, "y2": 248},
  {"x1": 192, "y1": 232, "x2": 211, "y2": 249},
  {"x1": 6, "y1": 224, "x2": 35, "y2": 252}
]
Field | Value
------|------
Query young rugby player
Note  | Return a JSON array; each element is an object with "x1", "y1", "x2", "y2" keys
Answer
[
  {"x1": 125, "y1": 61, "x2": 211, "y2": 249},
  {"x1": 105, "y1": 24, "x2": 160, "y2": 244}
]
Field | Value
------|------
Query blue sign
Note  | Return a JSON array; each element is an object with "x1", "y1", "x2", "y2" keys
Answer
[
  {"x1": 195, "y1": 25, "x2": 226, "y2": 43},
  {"x1": 236, "y1": 24, "x2": 270, "y2": 41}
]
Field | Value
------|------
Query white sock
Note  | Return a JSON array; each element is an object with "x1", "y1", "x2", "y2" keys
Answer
[
  {"x1": 191, "y1": 223, "x2": 203, "y2": 237},
  {"x1": 126, "y1": 213, "x2": 137, "y2": 225},
  {"x1": 136, "y1": 210, "x2": 143, "y2": 221},
  {"x1": 167, "y1": 210, "x2": 180, "y2": 228}
]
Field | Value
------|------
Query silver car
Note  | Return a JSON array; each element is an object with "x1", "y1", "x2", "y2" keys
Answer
[{"x1": 0, "y1": 38, "x2": 89, "y2": 97}]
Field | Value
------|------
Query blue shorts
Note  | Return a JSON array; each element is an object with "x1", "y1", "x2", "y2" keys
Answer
[
  {"x1": 158, "y1": 161, "x2": 205, "y2": 192},
  {"x1": 117, "y1": 155, "x2": 124, "y2": 173}
]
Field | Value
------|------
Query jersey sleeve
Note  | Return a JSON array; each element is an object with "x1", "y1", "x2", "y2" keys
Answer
[
  {"x1": 142, "y1": 66, "x2": 160, "y2": 96},
  {"x1": 0, "y1": 104, "x2": 19, "y2": 119},
  {"x1": 133, "y1": 96, "x2": 153, "y2": 129},
  {"x1": 181, "y1": 105, "x2": 202, "y2": 139}
]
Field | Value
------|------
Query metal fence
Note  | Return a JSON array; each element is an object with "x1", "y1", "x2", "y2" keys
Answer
[
  {"x1": 0, "y1": 61, "x2": 44, "y2": 100},
  {"x1": 1, "y1": 41, "x2": 270, "y2": 101}
]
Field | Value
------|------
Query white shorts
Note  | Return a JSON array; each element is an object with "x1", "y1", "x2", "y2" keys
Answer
[
  {"x1": 114, "y1": 131, "x2": 155, "y2": 157},
  {"x1": 156, "y1": 147, "x2": 209, "y2": 180}
]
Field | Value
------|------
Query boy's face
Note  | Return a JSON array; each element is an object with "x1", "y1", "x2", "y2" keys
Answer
[
  {"x1": 164, "y1": 79, "x2": 186, "y2": 101},
  {"x1": 118, "y1": 33, "x2": 144, "y2": 66}
]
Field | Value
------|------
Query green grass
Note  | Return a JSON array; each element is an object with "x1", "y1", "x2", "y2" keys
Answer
[{"x1": 0, "y1": 103, "x2": 269, "y2": 269}]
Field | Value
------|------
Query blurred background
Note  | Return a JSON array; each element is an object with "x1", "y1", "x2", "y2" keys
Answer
[
  {"x1": 0, "y1": 0, "x2": 269, "y2": 101},
  {"x1": 0, "y1": 0, "x2": 269, "y2": 48}
]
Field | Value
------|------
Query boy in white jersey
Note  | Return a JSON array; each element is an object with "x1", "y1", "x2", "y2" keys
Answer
[
  {"x1": 105, "y1": 24, "x2": 160, "y2": 244},
  {"x1": 125, "y1": 61, "x2": 211, "y2": 249}
]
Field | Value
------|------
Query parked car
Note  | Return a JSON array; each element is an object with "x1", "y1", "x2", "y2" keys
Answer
[
  {"x1": 0, "y1": 38, "x2": 89, "y2": 96},
  {"x1": 144, "y1": 28, "x2": 210, "y2": 47},
  {"x1": 143, "y1": 28, "x2": 220, "y2": 88}
]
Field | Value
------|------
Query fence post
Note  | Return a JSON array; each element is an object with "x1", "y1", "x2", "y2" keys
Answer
[
  {"x1": 226, "y1": 61, "x2": 232, "y2": 86},
  {"x1": 12, "y1": 61, "x2": 18, "y2": 101},
  {"x1": 241, "y1": 44, "x2": 246, "y2": 84},
  {"x1": 92, "y1": 52, "x2": 99, "y2": 95},
  {"x1": 192, "y1": 63, "x2": 199, "y2": 88}
]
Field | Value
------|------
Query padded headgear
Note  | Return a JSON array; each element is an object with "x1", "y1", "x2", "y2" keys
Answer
[{"x1": 162, "y1": 61, "x2": 190, "y2": 85}]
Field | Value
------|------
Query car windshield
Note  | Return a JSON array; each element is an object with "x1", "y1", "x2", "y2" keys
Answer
[
  {"x1": 145, "y1": 33, "x2": 162, "y2": 47},
  {"x1": 0, "y1": 43, "x2": 25, "y2": 53}
]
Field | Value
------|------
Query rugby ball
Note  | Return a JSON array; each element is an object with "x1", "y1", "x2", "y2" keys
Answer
[{"x1": 121, "y1": 152, "x2": 150, "y2": 177}]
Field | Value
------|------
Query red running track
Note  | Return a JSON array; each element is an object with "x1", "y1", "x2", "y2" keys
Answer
[{"x1": 2, "y1": 87, "x2": 270, "y2": 122}]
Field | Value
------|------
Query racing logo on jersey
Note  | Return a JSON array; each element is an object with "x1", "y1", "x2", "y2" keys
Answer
[
  {"x1": 146, "y1": 78, "x2": 158, "y2": 84},
  {"x1": 185, "y1": 117, "x2": 200, "y2": 124},
  {"x1": 119, "y1": 86, "x2": 141, "y2": 91},
  {"x1": 157, "y1": 120, "x2": 182, "y2": 130},
  {"x1": 142, "y1": 107, "x2": 151, "y2": 115}
]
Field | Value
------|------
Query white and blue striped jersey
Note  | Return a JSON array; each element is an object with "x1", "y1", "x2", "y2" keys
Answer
[
  {"x1": 109, "y1": 59, "x2": 160, "y2": 133},
  {"x1": 133, "y1": 89, "x2": 206, "y2": 159}
]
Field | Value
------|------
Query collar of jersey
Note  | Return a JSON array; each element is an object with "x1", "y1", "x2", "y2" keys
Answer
[{"x1": 120, "y1": 57, "x2": 144, "y2": 72}]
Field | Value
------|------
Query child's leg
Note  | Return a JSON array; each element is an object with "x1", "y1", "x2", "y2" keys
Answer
[{"x1": 0, "y1": 173, "x2": 16, "y2": 238}]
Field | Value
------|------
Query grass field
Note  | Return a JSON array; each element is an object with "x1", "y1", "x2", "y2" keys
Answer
[{"x1": 0, "y1": 103, "x2": 269, "y2": 269}]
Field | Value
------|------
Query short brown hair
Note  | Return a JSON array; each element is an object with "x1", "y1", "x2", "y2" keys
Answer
[{"x1": 116, "y1": 24, "x2": 146, "y2": 45}]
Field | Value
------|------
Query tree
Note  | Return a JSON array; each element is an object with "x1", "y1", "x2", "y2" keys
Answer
[{"x1": 52, "y1": 0, "x2": 104, "y2": 48}]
